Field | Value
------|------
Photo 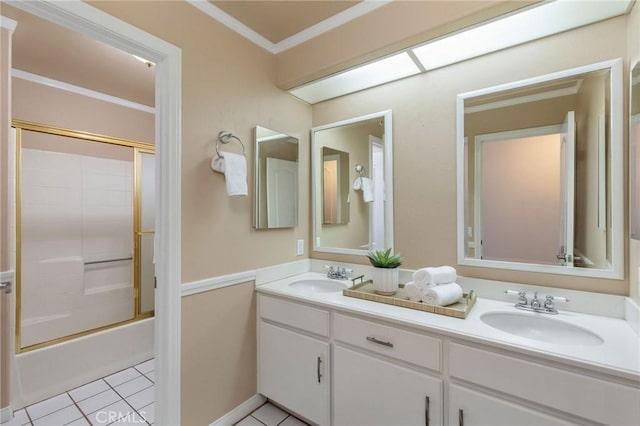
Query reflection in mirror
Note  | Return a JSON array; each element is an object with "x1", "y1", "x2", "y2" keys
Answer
[
  {"x1": 312, "y1": 110, "x2": 393, "y2": 255},
  {"x1": 322, "y1": 147, "x2": 350, "y2": 225},
  {"x1": 631, "y1": 62, "x2": 640, "y2": 240},
  {"x1": 457, "y1": 59, "x2": 623, "y2": 278},
  {"x1": 254, "y1": 126, "x2": 299, "y2": 229}
]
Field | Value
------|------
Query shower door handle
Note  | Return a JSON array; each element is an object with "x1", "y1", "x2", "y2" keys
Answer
[{"x1": 0, "y1": 281, "x2": 11, "y2": 294}]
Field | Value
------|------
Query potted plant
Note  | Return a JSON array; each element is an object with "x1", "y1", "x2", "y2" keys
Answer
[{"x1": 366, "y1": 248, "x2": 403, "y2": 295}]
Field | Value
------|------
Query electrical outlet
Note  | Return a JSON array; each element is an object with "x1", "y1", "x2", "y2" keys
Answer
[{"x1": 297, "y1": 239, "x2": 304, "y2": 256}]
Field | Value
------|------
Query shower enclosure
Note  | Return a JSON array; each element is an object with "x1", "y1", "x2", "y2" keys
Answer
[{"x1": 13, "y1": 120, "x2": 155, "y2": 352}]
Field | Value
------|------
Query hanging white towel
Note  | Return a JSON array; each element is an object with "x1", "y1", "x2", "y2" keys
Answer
[
  {"x1": 422, "y1": 282, "x2": 463, "y2": 306},
  {"x1": 353, "y1": 177, "x2": 374, "y2": 203},
  {"x1": 211, "y1": 152, "x2": 248, "y2": 196},
  {"x1": 413, "y1": 266, "x2": 457, "y2": 286}
]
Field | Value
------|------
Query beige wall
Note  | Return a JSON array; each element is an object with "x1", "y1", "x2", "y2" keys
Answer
[
  {"x1": 87, "y1": 2, "x2": 312, "y2": 424},
  {"x1": 181, "y1": 282, "x2": 256, "y2": 426},
  {"x1": 312, "y1": 15, "x2": 630, "y2": 295},
  {"x1": 624, "y1": 0, "x2": 637, "y2": 292}
]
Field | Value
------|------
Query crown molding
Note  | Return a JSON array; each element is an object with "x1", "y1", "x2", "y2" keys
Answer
[
  {"x1": 186, "y1": 0, "x2": 391, "y2": 55},
  {"x1": 12, "y1": 69, "x2": 155, "y2": 114}
]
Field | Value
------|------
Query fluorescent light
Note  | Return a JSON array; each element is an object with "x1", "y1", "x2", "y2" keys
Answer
[
  {"x1": 289, "y1": 52, "x2": 421, "y2": 104},
  {"x1": 412, "y1": 0, "x2": 632, "y2": 71}
]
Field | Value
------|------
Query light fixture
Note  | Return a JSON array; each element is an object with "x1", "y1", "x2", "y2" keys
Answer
[
  {"x1": 411, "y1": 0, "x2": 632, "y2": 72},
  {"x1": 289, "y1": 52, "x2": 421, "y2": 104},
  {"x1": 289, "y1": 0, "x2": 633, "y2": 104}
]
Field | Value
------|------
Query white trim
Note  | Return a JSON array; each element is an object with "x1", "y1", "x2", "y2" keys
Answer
[
  {"x1": 185, "y1": 0, "x2": 276, "y2": 54},
  {"x1": 255, "y1": 259, "x2": 311, "y2": 286},
  {"x1": 11, "y1": 69, "x2": 155, "y2": 114},
  {"x1": 186, "y1": 0, "x2": 391, "y2": 55},
  {"x1": 210, "y1": 394, "x2": 266, "y2": 426},
  {"x1": 1, "y1": 16, "x2": 18, "y2": 32},
  {"x1": 273, "y1": 0, "x2": 392, "y2": 54},
  {"x1": 5, "y1": 1, "x2": 183, "y2": 424},
  {"x1": 181, "y1": 270, "x2": 256, "y2": 297}
]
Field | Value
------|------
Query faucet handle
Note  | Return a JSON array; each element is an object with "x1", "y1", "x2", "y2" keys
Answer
[{"x1": 505, "y1": 290, "x2": 528, "y2": 306}]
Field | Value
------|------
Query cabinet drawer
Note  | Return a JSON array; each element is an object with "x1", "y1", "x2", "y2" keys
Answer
[
  {"x1": 334, "y1": 313, "x2": 441, "y2": 371},
  {"x1": 449, "y1": 342, "x2": 640, "y2": 425},
  {"x1": 259, "y1": 295, "x2": 330, "y2": 337}
]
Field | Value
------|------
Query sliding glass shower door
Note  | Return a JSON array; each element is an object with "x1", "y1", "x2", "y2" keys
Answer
[{"x1": 14, "y1": 121, "x2": 155, "y2": 351}]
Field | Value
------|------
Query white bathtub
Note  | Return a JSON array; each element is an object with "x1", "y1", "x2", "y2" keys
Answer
[{"x1": 11, "y1": 317, "x2": 153, "y2": 408}]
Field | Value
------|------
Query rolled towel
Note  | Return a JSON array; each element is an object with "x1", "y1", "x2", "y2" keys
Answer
[
  {"x1": 211, "y1": 152, "x2": 248, "y2": 197},
  {"x1": 422, "y1": 282, "x2": 463, "y2": 306},
  {"x1": 412, "y1": 266, "x2": 457, "y2": 286},
  {"x1": 404, "y1": 281, "x2": 423, "y2": 302}
]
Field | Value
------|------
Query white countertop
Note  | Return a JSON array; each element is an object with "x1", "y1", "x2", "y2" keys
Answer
[{"x1": 256, "y1": 272, "x2": 640, "y2": 383}]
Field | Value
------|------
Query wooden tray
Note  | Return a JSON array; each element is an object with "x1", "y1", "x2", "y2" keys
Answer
[{"x1": 343, "y1": 281, "x2": 476, "y2": 319}]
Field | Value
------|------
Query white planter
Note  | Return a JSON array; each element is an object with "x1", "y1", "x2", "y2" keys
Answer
[{"x1": 372, "y1": 267, "x2": 399, "y2": 295}]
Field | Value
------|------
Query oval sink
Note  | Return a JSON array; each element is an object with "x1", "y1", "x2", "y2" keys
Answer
[
  {"x1": 288, "y1": 279, "x2": 348, "y2": 293},
  {"x1": 481, "y1": 312, "x2": 604, "y2": 346}
]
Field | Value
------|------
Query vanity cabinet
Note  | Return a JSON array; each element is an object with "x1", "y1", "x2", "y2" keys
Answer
[
  {"x1": 334, "y1": 345, "x2": 442, "y2": 426},
  {"x1": 448, "y1": 384, "x2": 578, "y2": 426},
  {"x1": 258, "y1": 296, "x2": 330, "y2": 425}
]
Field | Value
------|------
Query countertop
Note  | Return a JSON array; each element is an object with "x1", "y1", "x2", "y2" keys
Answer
[{"x1": 256, "y1": 272, "x2": 640, "y2": 383}]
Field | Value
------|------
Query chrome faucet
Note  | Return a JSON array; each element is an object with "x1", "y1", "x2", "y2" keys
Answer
[
  {"x1": 505, "y1": 290, "x2": 569, "y2": 315},
  {"x1": 325, "y1": 265, "x2": 353, "y2": 280}
]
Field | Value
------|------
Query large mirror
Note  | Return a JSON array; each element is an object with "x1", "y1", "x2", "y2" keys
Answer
[
  {"x1": 631, "y1": 61, "x2": 640, "y2": 240},
  {"x1": 312, "y1": 110, "x2": 393, "y2": 255},
  {"x1": 457, "y1": 59, "x2": 623, "y2": 279},
  {"x1": 254, "y1": 126, "x2": 299, "y2": 229}
]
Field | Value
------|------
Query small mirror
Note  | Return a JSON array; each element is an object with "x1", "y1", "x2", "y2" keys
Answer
[
  {"x1": 312, "y1": 110, "x2": 393, "y2": 255},
  {"x1": 457, "y1": 59, "x2": 623, "y2": 279},
  {"x1": 254, "y1": 126, "x2": 299, "y2": 229},
  {"x1": 631, "y1": 61, "x2": 640, "y2": 240}
]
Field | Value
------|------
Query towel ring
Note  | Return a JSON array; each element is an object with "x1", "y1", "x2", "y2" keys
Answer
[
  {"x1": 216, "y1": 131, "x2": 246, "y2": 158},
  {"x1": 355, "y1": 164, "x2": 365, "y2": 176}
]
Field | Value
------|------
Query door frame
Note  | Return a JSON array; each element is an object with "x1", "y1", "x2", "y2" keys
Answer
[{"x1": 6, "y1": 1, "x2": 183, "y2": 423}]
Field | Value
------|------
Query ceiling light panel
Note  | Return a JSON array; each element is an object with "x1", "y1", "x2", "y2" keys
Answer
[
  {"x1": 289, "y1": 52, "x2": 421, "y2": 104},
  {"x1": 412, "y1": 0, "x2": 632, "y2": 71}
]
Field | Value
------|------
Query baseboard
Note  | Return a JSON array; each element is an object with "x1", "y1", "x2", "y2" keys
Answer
[
  {"x1": 210, "y1": 394, "x2": 266, "y2": 426},
  {"x1": 1, "y1": 404, "x2": 13, "y2": 423}
]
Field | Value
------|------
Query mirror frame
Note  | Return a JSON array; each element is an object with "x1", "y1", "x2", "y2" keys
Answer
[
  {"x1": 253, "y1": 126, "x2": 299, "y2": 230},
  {"x1": 456, "y1": 58, "x2": 624, "y2": 279},
  {"x1": 631, "y1": 60, "x2": 640, "y2": 240},
  {"x1": 312, "y1": 110, "x2": 394, "y2": 256}
]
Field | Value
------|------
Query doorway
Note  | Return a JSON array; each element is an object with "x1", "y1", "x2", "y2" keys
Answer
[{"x1": 1, "y1": 1, "x2": 181, "y2": 424}]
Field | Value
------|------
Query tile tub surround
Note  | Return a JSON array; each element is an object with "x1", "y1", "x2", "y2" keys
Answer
[
  {"x1": 256, "y1": 272, "x2": 640, "y2": 382},
  {"x1": 1, "y1": 359, "x2": 155, "y2": 426}
]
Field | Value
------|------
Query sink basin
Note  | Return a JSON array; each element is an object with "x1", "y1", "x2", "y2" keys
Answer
[
  {"x1": 288, "y1": 279, "x2": 348, "y2": 293},
  {"x1": 481, "y1": 312, "x2": 604, "y2": 346}
]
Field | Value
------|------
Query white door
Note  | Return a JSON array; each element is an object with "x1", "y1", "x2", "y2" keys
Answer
[
  {"x1": 369, "y1": 136, "x2": 385, "y2": 250},
  {"x1": 558, "y1": 111, "x2": 576, "y2": 266},
  {"x1": 258, "y1": 322, "x2": 329, "y2": 426},
  {"x1": 448, "y1": 384, "x2": 578, "y2": 426},
  {"x1": 334, "y1": 345, "x2": 442, "y2": 426},
  {"x1": 266, "y1": 158, "x2": 297, "y2": 228}
]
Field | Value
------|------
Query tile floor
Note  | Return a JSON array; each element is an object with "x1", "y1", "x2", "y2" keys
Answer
[
  {"x1": 235, "y1": 402, "x2": 309, "y2": 426},
  {"x1": 2, "y1": 359, "x2": 155, "y2": 426}
]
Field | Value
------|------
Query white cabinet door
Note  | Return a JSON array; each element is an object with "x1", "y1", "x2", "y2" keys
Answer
[
  {"x1": 448, "y1": 384, "x2": 579, "y2": 426},
  {"x1": 334, "y1": 344, "x2": 442, "y2": 426},
  {"x1": 258, "y1": 321, "x2": 330, "y2": 426}
]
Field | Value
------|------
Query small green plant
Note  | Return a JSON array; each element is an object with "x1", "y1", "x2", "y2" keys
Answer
[{"x1": 366, "y1": 248, "x2": 403, "y2": 268}]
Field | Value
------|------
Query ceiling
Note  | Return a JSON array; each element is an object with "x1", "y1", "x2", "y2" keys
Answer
[{"x1": 210, "y1": 0, "x2": 361, "y2": 44}]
